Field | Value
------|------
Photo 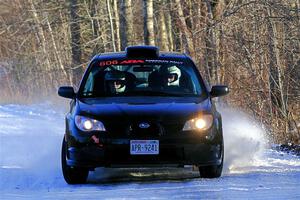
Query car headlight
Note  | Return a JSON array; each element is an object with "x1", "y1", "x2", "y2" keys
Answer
[
  {"x1": 183, "y1": 114, "x2": 213, "y2": 131},
  {"x1": 75, "y1": 115, "x2": 106, "y2": 132}
]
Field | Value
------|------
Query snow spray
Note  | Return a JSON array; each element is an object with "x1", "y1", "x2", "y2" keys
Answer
[{"x1": 219, "y1": 106, "x2": 267, "y2": 174}]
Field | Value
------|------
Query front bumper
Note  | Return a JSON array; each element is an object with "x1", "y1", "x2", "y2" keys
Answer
[{"x1": 66, "y1": 135, "x2": 223, "y2": 168}]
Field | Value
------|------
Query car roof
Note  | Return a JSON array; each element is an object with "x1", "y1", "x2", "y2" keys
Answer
[{"x1": 92, "y1": 51, "x2": 190, "y2": 61}]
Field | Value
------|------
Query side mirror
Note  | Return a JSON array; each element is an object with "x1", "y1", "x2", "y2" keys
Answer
[
  {"x1": 210, "y1": 85, "x2": 229, "y2": 98},
  {"x1": 58, "y1": 86, "x2": 75, "y2": 99}
]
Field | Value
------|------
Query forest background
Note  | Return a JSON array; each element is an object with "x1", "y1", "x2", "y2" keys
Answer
[{"x1": 0, "y1": 0, "x2": 299, "y2": 144}]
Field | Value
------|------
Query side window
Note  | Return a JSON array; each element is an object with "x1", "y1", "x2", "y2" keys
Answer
[
  {"x1": 174, "y1": 65, "x2": 201, "y2": 94},
  {"x1": 83, "y1": 72, "x2": 94, "y2": 94}
]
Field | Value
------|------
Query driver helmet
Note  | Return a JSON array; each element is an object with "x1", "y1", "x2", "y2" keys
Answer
[
  {"x1": 105, "y1": 71, "x2": 126, "y2": 94},
  {"x1": 161, "y1": 65, "x2": 181, "y2": 86}
]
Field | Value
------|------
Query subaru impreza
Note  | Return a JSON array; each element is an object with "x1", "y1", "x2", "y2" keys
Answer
[{"x1": 58, "y1": 46, "x2": 229, "y2": 184}]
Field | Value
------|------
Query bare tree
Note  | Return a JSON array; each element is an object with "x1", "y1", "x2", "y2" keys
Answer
[
  {"x1": 158, "y1": 0, "x2": 169, "y2": 51},
  {"x1": 107, "y1": 0, "x2": 116, "y2": 51},
  {"x1": 174, "y1": 0, "x2": 195, "y2": 57},
  {"x1": 204, "y1": 0, "x2": 219, "y2": 83},
  {"x1": 143, "y1": 0, "x2": 155, "y2": 46},
  {"x1": 113, "y1": 0, "x2": 121, "y2": 51},
  {"x1": 28, "y1": 0, "x2": 53, "y2": 92},
  {"x1": 120, "y1": 0, "x2": 134, "y2": 49},
  {"x1": 69, "y1": 0, "x2": 83, "y2": 86}
]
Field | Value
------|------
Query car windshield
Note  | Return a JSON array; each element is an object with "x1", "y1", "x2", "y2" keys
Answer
[{"x1": 80, "y1": 59, "x2": 204, "y2": 97}]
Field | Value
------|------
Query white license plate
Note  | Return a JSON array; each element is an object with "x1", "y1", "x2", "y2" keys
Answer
[{"x1": 130, "y1": 140, "x2": 159, "y2": 155}]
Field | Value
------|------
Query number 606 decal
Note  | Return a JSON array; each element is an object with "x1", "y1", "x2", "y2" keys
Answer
[
  {"x1": 99, "y1": 60, "x2": 144, "y2": 66},
  {"x1": 99, "y1": 60, "x2": 118, "y2": 66}
]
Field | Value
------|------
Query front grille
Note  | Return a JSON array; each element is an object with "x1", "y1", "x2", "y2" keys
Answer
[
  {"x1": 105, "y1": 120, "x2": 184, "y2": 138},
  {"x1": 161, "y1": 122, "x2": 184, "y2": 135},
  {"x1": 127, "y1": 121, "x2": 165, "y2": 137}
]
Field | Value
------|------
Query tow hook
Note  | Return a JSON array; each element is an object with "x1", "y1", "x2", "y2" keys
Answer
[{"x1": 91, "y1": 135, "x2": 103, "y2": 147}]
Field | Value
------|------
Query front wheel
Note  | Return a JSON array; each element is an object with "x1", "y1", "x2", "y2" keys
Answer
[
  {"x1": 199, "y1": 142, "x2": 224, "y2": 178},
  {"x1": 199, "y1": 160, "x2": 223, "y2": 178},
  {"x1": 61, "y1": 138, "x2": 89, "y2": 184}
]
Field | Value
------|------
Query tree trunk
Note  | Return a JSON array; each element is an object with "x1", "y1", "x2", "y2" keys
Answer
[
  {"x1": 158, "y1": 0, "x2": 168, "y2": 51},
  {"x1": 120, "y1": 0, "x2": 134, "y2": 50},
  {"x1": 28, "y1": 0, "x2": 52, "y2": 93},
  {"x1": 69, "y1": 0, "x2": 83, "y2": 86},
  {"x1": 46, "y1": 15, "x2": 69, "y2": 81},
  {"x1": 90, "y1": 0, "x2": 98, "y2": 38},
  {"x1": 166, "y1": 1, "x2": 174, "y2": 51},
  {"x1": 215, "y1": 0, "x2": 226, "y2": 84},
  {"x1": 266, "y1": 7, "x2": 287, "y2": 119},
  {"x1": 87, "y1": 0, "x2": 103, "y2": 55},
  {"x1": 143, "y1": 0, "x2": 155, "y2": 46},
  {"x1": 113, "y1": 0, "x2": 121, "y2": 51},
  {"x1": 174, "y1": 0, "x2": 195, "y2": 57},
  {"x1": 204, "y1": 0, "x2": 218, "y2": 84},
  {"x1": 107, "y1": 0, "x2": 116, "y2": 51}
]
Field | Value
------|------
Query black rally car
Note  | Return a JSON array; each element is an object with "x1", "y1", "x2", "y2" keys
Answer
[{"x1": 58, "y1": 46, "x2": 229, "y2": 184}]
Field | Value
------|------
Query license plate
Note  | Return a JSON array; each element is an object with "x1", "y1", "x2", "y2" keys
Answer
[{"x1": 130, "y1": 140, "x2": 159, "y2": 155}]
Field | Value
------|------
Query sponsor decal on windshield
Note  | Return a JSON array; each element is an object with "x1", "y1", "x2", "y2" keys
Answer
[
  {"x1": 120, "y1": 60, "x2": 144, "y2": 64},
  {"x1": 99, "y1": 60, "x2": 119, "y2": 66},
  {"x1": 145, "y1": 60, "x2": 183, "y2": 65},
  {"x1": 99, "y1": 60, "x2": 144, "y2": 66},
  {"x1": 99, "y1": 59, "x2": 183, "y2": 66}
]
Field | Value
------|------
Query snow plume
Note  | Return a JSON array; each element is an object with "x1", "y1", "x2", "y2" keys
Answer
[{"x1": 219, "y1": 106, "x2": 267, "y2": 173}]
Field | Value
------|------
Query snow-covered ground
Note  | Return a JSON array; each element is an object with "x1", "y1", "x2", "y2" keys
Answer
[{"x1": 0, "y1": 103, "x2": 300, "y2": 199}]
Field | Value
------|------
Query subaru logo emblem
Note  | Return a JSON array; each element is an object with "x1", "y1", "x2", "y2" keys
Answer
[{"x1": 139, "y1": 122, "x2": 150, "y2": 129}]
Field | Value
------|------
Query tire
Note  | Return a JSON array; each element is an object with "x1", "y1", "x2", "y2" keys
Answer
[
  {"x1": 199, "y1": 136, "x2": 224, "y2": 178},
  {"x1": 199, "y1": 159, "x2": 223, "y2": 178},
  {"x1": 61, "y1": 138, "x2": 89, "y2": 184}
]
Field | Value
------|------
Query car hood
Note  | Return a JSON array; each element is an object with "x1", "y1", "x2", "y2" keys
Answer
[{"x1": 77, "y1": 97, "x2": 212, "y2": 123}]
